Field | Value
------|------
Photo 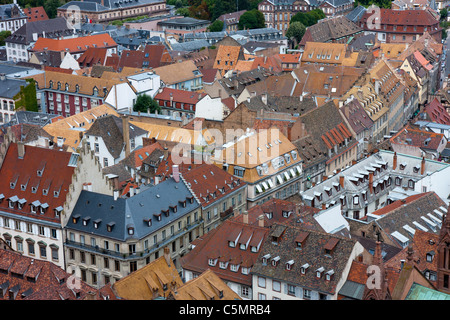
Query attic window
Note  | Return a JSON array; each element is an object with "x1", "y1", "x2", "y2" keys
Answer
[
  {"x1": 144, "y1": 218, "x2": 152, "y2": 227},
  {"x1": 37, "y1": 170, "x2": 42, "y2": 177},
  {"x1": 301, "y1": 263, "x2": 309, "y2": 274},
  {"x1": 93, "y1": 219, "x2": 102, "y2": 229},
  {"x1": 426, "y1": 251, "x2": 435, "y2": 262},
  {"x1": 208, "y1": 258, "x2": 217, "y2": 266},
  {"x1": 399, "y1": 163, "x2": 406, "y2": 170},
  {"x1": 72, "y1": 214, "x2": 80, "y2": 224},
  {"x1": 286, "y1": 260, "x2": 294, "y2": 270},
  {"x1": 316, "y1": 267, "x2": 325, "y2": 278},
  {"x1": 82, "y1": 217, "x2": 90, "y2": 226},
  {"x1": 271, "y1": 256, "x2": 280, "y2": 266},
  {"x1": 325, "y1": 270, "x2": 335, "y2": 281},
  {"x1": 127, "y1": 227, "x2": 134, "y2": 235},
  {"x1": 262, "y1": 254, "x2": 271, "y2": 265},
  {"x1": 106, "y1": 222, "x2": 115, "y2": 232}
]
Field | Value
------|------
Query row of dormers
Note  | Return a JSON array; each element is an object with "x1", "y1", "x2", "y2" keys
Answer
[
  {"x1": 261, "y1": 254, "x2": 335, "y2": 280},
  {"x1": 47, "y1": 80, "x2": 108, "y2": 97},
  {"x1": 5, "y1": 195, "x2": 63, "y2": 217}
]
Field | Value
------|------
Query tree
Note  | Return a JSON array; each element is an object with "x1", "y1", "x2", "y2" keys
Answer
[
  {"x1": 208, "y1": 19, "x2": 224, "y2": 32},
  {"x1": 44, "y1": 0, "x2": 62, "y2": 19},
  {"x1": 440, "y1": 8, "x2": 448, "y2": 21},
  {"x1": 176, "y1": 7, "x2": 191, "y2": 16},
  {"x1": 238, "y1": 9, "x2": 265, "y2": 30},
  {"x1": 133, "y1": 94, "x2": 161, "y2": 114},
  {"x1": 290, "y1": 9, "x2": 325, "y2": 27},
  {"x1": 286, "y1": 21, "x2": 306, "y2": 44},
  {"x1": 0, "y1": 30, "x2": 11, "y2": 46}
]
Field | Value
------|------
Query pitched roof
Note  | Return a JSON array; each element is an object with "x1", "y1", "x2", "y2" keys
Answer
[
  {"x1": 213, "y1": 45, "x2": 242, "y2": 76},
  {"x1": 0, "y1": 249, "x2": 115, "y2": 300},
  {"x1": 181, "y1": 219, "x2": 268, "y2": 286},
  {"x1": 154, "y1": 87, "x2": 206, "y2": 104},
  {"x1": 31, "y1": 33, "x2": 117, "y2": 53},
  {"x1": 120, "y1": 142, "x2": 163, "y2": 170},
  {"x1": 85, "y1": 115, "x2": 147, "y2": 159},
  {"x1": 183, "y1": 164, "x2": 246, "y2": 208},
  {"x1": 22, "y1": 6, "x2": 48, "y2": 22},
  {"x1": 251, "y1": 223, "x2": 358, "y2": 295},
  {"x1": 339, "y1": 98, "x2": 374, "y2": 135},
  {"x1": 0, "y1": 143, "x2": 76, "y2": 223},
  {"x1": 301, "y1": 42, "x2": 348, "y2": 65},
  {"x1": 77, "y1": 47, "x2": 108, "y2": 68},
  {"x1": 153, "y1": 60, "x2": 201, "y2": 86},
  {"x1": 6, "y1": 17, "x2": 72, "y2": 45},
  {"x1": 390, "y1": 124, "x2": 446, "y2": 151},
  {"x1": 360, "y1": 8, "x2": 440, "y2": 27},
  {"x1": 423, "y1": 97, "x2": 450, "y2": 125},
  {"x1": 112, "y1": 253, "x2": 183, "y2": 300},
  {"x1": 168, "y1": 269, "x2": 241, "y2": 300}
]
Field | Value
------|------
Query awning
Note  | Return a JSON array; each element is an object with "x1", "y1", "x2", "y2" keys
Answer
[
  {"x1": 262, "y1": 182, "x2": 269, "y2": 190},
  {"x1": 277, "y1": 175, "x2": 283, "y2": 185},
  {"x1": 284, "y1": 172, "x2": 290, "y2": 180},
  {"x1": 256, "y1": 185, "x2": 263, "y2": 193},
  {"x1": 290, "y1": 169, "x2": 296, "y2": 177},
  {"x1": 267, "y1": 179, "x2": 274, "y2": 188}
]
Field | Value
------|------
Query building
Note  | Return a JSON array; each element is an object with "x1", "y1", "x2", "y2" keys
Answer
[
  {"x1": 217, "y1": 10, "x2": 247, "y2": 32},
  {"x1": 64, "y1": 175, "x2": 202, "y2": 286},
  {"x1": 157, "y1": 17, "x2": 210, "y2": 36},
  {"x1": 359, "y1": 9, "x2": 442, "y2": 44},
  {"x1": 251, "y1": 223, "x2": 364, "y2": 300},
  {"x1": 29, "y1": 33, "x2": 118, "y2": 60},
  {"x1": 0, "y1": 3, "x2": 27, "y2": 33},
  {"x1": 181, "y1": 217, "x2": 268, "y2": 299},
  {"x1": 299, "y1": 15, "x2": 363, "y2": 49},
  {"x1": 211, "y1": 127, "x2": 303, "y2": 208},
  {"x1": 318, "y1": 0, "x2": 354, "y2": 18},
  {"x1": 22, "y1": 6, "x2": 48, "y2": 22},
  {"x1": 0, "y1": 139, "x2": 113, "y2": 269},
  {"x1": 0, "y1": 248, "x2": 117, "y2": 300},
  {"x1": 0, "y1": 74, "x2": 28, "y2": 124},
  {"x1": 84, "y1": 115, "x2": 147, "y2": 168},
  {"x1": 154, "y1": 87, "x2": 206, "y2": 119},
  {"x1": 57, "y1": 0, "x2": 170, "y2": 24},
  {"x1": 301, "y1": 150, "x2": 450, "y2": 220},
  {"x1": 300, "y1": 42, "x2": 348, "y2": 66},
  {"x1": 182, "y1": 164, "x2": 247, "y2": 233},
  {"x1": 153, "y1": 60, "x2": 203, "y2": 91},
  {"x1": 5, "y1": 17, "x2": 74, "y2": 62}
]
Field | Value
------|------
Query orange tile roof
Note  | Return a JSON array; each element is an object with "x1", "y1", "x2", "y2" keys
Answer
[
  {"x1": 213, "y1": 45, "x2": 241, "y2": 75},
  {"x1": 31, "y1": 33, "x2": 117, "y2": 53}
]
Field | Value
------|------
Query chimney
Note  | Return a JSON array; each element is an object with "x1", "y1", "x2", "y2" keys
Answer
[
  {"x1": 339, "y1": 175, "x2": 345, "y2": 188},
  {"x1": 369, "y1": 172, "x2": 373, "y2": 194},
  {"x1": 173, "y1": 165, "x2": 180, "y2": 183},
  {"x1": 322, "y1": 203, "x2": 326, "y2": 210},
  {"x1": 242, "y1": 211, "x2": 248, "y2": 224},
  {"x1": 114, "y1": 189, "x2": 119, "y2": 201},
  {"x1": 164, "y1": 247, "x2": 171, "y2": 267},
  {"x1": 421, "y1": 156, "x2": 425, "y2": 175},
  {"x1": 258, "y1": 214, "x2": 264, "y2": 227},
  {"x1": 122, "y1": 115, "x2": 131, "y2": 157},
  {"x1": 261, "y1": 93, "x2": 267, "y2": 105},
  {"x1": 129, "y1": 185, "x2": 134, "y2": 197},
  {"x1": 393, "y1": 152, "x2": 397, "y2": 170},
  {"x1": 17, "y1": 141, "x2": 25, "y2": 159},
  {"x1": 163, "y1": 147, "x2": 169, "y2": 160}
]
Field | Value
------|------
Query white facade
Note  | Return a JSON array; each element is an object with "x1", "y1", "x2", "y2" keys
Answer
[
  {"x1": 59, "y1": 52, "x2": 80, "y2": 70},
  {"x1": 414, "y1": 164, "x2": 450, "y2": 205},
  {"x1": 0, "y1": 98, "x2": 15, "y2": 124},
  {"x1": 5, "y1": 41, "x2": 28, "y2": 62},
  {"x1": 194, "y1": 95, "x2": 225, "y2": 121}
]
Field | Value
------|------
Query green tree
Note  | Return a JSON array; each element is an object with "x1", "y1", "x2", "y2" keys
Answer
[
  {"x1": 176, "y1": 7, "x2": 191, "y2": 16},
  {"x1": 44, "y1": 0, "x2": 62, "y2": 19},
  {"x1": 441, "y1": 8, "x2": 448, "y2": 21},
  {"x1": 133, "y1": 94, "x2": 161, "y2": 114},
  {"x1": 290, "y1": 9, "x2": 325, "y2": 27},
  {"x1": 286, "y1": 21, "x2": 306, "y2": 44},
  {"x1": 0, "y1": 30, "x2": 11, "y2": 46},
  {"x1": 207, "y1": 19, "x2": 224, "y2": 32},
  {"x1": 238, "y1": 9, "x2": 265, "y2": 30},
  {"x1": 14, "y1": 79, "x2": 38, "y2": 112}
]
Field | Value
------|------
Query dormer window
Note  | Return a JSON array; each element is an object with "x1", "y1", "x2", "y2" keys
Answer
[
  {"x1": 106, "y1": 222, "x2": 115, "y2": 232},
  {"x1": 286, "y1": 260, "x2": 294, "y2": 270},
  {"x1": 127, "y1": 226, "x2": 134, "y2": 235},
  {"x1": 219, "y1": 261, "x2": 228, "y2": 269},
  {"x1": 144, "y1": 218, "x2": 152, "y2": 227},
  {"x1": 82, "y1": 217, "x2": 90, "y2": 226},
  {"x1": 208, "y1": 258, "x2": 217, "y2": 266},
  {"x1": 93, "y1": 219, "x2": 101, "y2": 229},
  {"x1": 265, "y1": 212, "x2": 273, "y2": 219},
  {"x1": 282, "y1": 211, "x2": 291, "y2": 218},
  {"x1": 262, "y1": 254, "x2": 271, "y2": 265},
  {"x1": 54, "y1": 191, "x2": 59, "y2": 198},
  {"x1": 426, "y1": 252, "x2": 435, "y2": 262},
  {"x1": 72, "y1": 214, "x2": 80, "y2": 224},
  {"x1": 301, "y1": 263, "x2": 309, "y2": 274},
  {"x1": 399, "y1": 163, "x2": 406, "y2": 170},
  {"x1": 154, "y1": 213, "x2": 162, "y2": 222},
  {"x1": 271, "y1": 256, "x2": 280, "y2": 267},
  {"x1": 40, "y1": 203, "x2": 48, "y2": 214},
  {"x1": 325, "y1": 270, "x2": 335, "y2": 281},
  {"x1": 316, "y1": 267, "x2": 325, "y2": 278}
]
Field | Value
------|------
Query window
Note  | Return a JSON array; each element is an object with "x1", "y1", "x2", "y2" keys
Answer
[
  {"x1": 303, "y1": 289, "x2": 311, "y2": 299},
  {"x1": 288, "y1": 285, "x2": 296, "y2": 296},
  {"x1": 258, "y1": 276, "x2": 266, "y2": 288},
  {"x1": 272, "y1": 280, "x2": 281, "y2": 292}
]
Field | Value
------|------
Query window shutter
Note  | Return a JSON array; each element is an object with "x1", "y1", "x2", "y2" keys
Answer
[
  {"x1": 32, "y1": 224, "x2": 38, "y2": 235},
  {"x1": 20, "y1": 221, "x2": 26, "y2": 232},
  {"x1": 44, "y1": 227, "x2": 50, "y2": 238},
  {"x1": 283, "y1": 283, "x2": 288, "y2": 294},
  {"x1": 295, "y1": 286, "x2": 301, "y2": 298}
]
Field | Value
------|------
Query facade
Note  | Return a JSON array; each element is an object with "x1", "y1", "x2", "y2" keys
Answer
[
  {"x1": 0, "y1": 74, "x2": 28, "y2": 124},
  {"x1": 360, "y1": 9, "x2": 442, "y2": 44},
  {"x1": 84, "y1": 115, "x2": 147, "y2": 168},
  {"x1": 153, "y1": 60, "x2": 203, "y2": 91},
  {"x1": 5, "y1": 17, "x2": 73, "y2": 62},
  {"x1": 154, "y1": 87, "x2": 206, "y2": 119},
  {"x1": 211, "y1": 128, "x2": 303, "y2": 208},
  {"x1": 0, "y1": 139, "x2": 113, "y2": 270},
  {"x1": 57, "y1": 0, "x2": 169, "y2": 24},
  {"x1": 0, "y1": 3, "x2": 27, "y2": 33},
  {"x1": 251, "y1": 223, "x2": 364, "y2": 300},
  {"x1": 157, "y1": 17, "x2": 210, "y2": 36},
  {"x1": 217, "y1": 10, "x2": 247, "y2": 32},
  {"x1": 64, "y1": 176, "x2": 202, "y2": 286}
]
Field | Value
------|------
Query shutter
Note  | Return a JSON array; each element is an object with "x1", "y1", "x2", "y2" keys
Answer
[
  {"x1": 44, "y1": 227, "x2": 50, "y2": 238},
  {"x1": 20, "y1": 221, "x2": 26, "y2": 232},
  {"x1": 32, "y1": 224, "x2": 38, "y2": 235},
  {"x1": 283, "y1": 283, "x2": 288, "y2": 294},
  {"x1": 295, "y1": 286, "x2": 301, "y2": 298}
]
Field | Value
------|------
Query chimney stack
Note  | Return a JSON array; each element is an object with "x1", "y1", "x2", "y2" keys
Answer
[
  {"x1": 322, "y1": 203, "x2": 326, "y2": 210},
  {"x1": 258, "y1": 215, "x2": 264, "y2": 227},
  {"x1": 421, "y1": 156, "x2": 425, "y2": 175},
  {"x1": 369, "y1": 172, "x2": 374, "y2": 194},
  {"x1": 242, "y1": 211, "x2": 248, "y2": 224},
  {"x1": 114, "y1": 189, "x2": 119, "y2": 200},
  {"x1": 393, "y1": 152, "x2": 397, "y2": 170},
  {"x1": 164, "y1": 247, "x2": 171, "y2": 267},
  {"x1": 17, "y1": 141, "x2": 25, "y2": 159},
  {"x1": 173, "y1": 165, "x2": 180, "y2": 183},
  {"x1": 339, "y1": 175, "x2": 345, "y2": 188},
  {"x1": 122, "y1": 115, "x2": 131, "y2": 157},
  {"x1": 129, "y1": 185, "x2": 134, "y2": 197}
]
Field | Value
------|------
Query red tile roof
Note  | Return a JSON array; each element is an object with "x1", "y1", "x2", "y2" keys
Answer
[
  {"x1": 180, "y1": 219, "x2": 268, "y2": 285},
  {"x1": 371, "y1": 192, "x2": 433, "y2": 217},
  {"x1": 77, "y1": 47, "x2": 108, "y2": 68},
  {"x1": 154, "y1": 87, "x2": 206, "y2": 105},
  {"x1": 183, "y1": 164, "x2": 246, "y2": 208},
  {"x1": 424, "y1": 97, "x2": 450, "y2": 125},
  {"x1": 361, "y1": 9, "x2": 439, "y2": 28},
  {"x1": 23, "y1": 6, "x2": 48, "y2": 22},
  {"x1": 31, "y1": 33, "x2": 117, "y2": 53},
  {"x1": 0, "y1": 143, "x2": 76, "y2": 224},
  {"x1": 0, "y1": 249, "x2": 117, "y2": 300},
  {"x1": 390, "y1": 124, "x2": 445, "y2": 151}
]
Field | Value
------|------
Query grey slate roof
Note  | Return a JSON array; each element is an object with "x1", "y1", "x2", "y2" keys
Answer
[
  {"x1": 8, "y1": 110, "x2": 61, "y2": 127},
  {"x1": 60, "y1": 0, "x2": 165, "y2": 12},
  {"x1": 5, "y1": 17, "x2": 73, "y2": 45},
  {"x1": 66, "y1": 177, "x2": 200, "y2": 241},
  {"x1": 0, "y1": 77, "x2": 26, "y2": 99},
  {"x1": 171, "y1": 40, "x2": 211, "y2": 52},
  {"x1": 85, "y1": 115, "x2": 147, "y2": 159},
  {"x1": 0, "y1": 4, "x2": 26, "y2": 21},
  {"x1": 346, "y1": 5, "x2": 367, "y2": 23}
]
